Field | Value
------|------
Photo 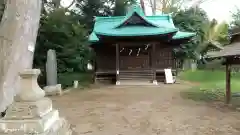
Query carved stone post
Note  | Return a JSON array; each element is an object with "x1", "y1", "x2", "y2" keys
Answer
[
  {"x1": 46, "y1": 49, "x2": 58, "y2": 86},
  {"x1": 0, "y1": 69, "x2": 72, "y2": 135},
  {"x1": 151, "y1": 43, "x2": 157, "y2": 85},
  {"x1": 116, "y1": 44, "x2": 120, "y2": 85},
  {"x1": 44, "y1": 49, "x2": 62, "y2": 96}
]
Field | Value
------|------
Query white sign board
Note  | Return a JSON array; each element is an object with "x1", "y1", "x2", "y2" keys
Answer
[{"x1": 164, "y1": 69, "x2": 174, "y2": 84}]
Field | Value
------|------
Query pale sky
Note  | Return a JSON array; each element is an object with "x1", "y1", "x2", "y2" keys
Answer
[
  {"x1": 200, "y1": 0, "x2": 240, "y2": 23},
  {"x1": 61, "y1": 0, "x2": 240, "y2": 23}
]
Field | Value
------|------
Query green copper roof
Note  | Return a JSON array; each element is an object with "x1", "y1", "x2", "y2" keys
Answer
[
  {"x1": 95, "y1": 26, "x2": 177, "y2": 36},
  {"x1": 88, "y1": 4, "x2": 195, "y2": 42},
  {"x1": 89, "y1": 32, "x2": 99, "y2": 42},
  {"x1": 115, "y1": 5, "x2": 158, "y2": 28}
]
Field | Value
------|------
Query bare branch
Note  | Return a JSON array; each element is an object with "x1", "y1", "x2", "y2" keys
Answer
[{"x1": 64, "y1": 0, "x2": 76, "y2": 9}]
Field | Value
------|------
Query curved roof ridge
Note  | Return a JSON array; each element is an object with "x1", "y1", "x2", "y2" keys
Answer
[
  {"x1": 146, "y1": 14, "x2": 171, "y2": 17},
  {"x1": 114, "y1": 4, "x2": 159, "y2": 28},
  {"x1": 95, "y1": 16, "x2": 125, "y2": 20}
]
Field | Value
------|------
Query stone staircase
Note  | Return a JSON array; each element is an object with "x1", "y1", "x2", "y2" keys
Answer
[{"x1": 119, "y1": 70, "x2": 155, "y2": 85}]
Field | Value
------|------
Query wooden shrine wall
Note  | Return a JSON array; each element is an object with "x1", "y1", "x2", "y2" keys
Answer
[
  {"x1": 119, "y1": 45, "x2": 150, "y2": 70},
  {"x1": 93, "y1": 43, "x2": 178, "y2": 72},
  {"x1": 94, "y1": 45, "x2": 116, "y2": 71},
  {"x1": 155, "y1": 44, "x2": 177, "y2": 69}
]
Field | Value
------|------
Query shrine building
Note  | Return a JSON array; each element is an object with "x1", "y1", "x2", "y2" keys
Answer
[{"x1": 88, "y1": 4, "x2": 195, "y2": 85}]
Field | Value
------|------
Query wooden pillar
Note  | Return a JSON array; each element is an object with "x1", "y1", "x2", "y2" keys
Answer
[
  {"x1": 226, "y1": 59, "x2": 231, "y2": 104},
  {"x1": 151, "y1": 43, "x2": 157, "y2": 84},
  {"x1": 116, "y1": 44, "x2": 120, "y2": 85}
]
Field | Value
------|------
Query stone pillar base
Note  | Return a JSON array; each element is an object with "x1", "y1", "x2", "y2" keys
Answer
[
  {"x1": 116, "y1": 81, "x2": 120, "y2": 85},
  {"x1": 44, "y1": 84, "x2": 62, "y2": 96},
  {"x1": 0, "y1": 69, "x2": 73, "y2": 135},
  {"x1": 0, "y1": 117, "x2": 72, "y2": 135},
  {"x1": 0, "y1": 99, "x2": 72, "y2": 135},
  {"x1": 153, "y1": 80, "x2": 158, "y2": 85}
]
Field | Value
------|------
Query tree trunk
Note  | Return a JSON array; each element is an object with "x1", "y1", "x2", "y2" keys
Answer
[
  {"x1": 148, "y1": 0, "x2": 156, "y2": 15},
  {"x1": 152, "y1": 0, "x2": 156, "y2": 15},
  {"x1": 140, "y1": 0, "x2": 145, "y2": 15},
  {"x1": 0, "y1": 0, "x2": 42, "y2": 112}
]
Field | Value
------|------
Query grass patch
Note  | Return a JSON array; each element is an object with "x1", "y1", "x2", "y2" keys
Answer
[
  {"x1": 58, "y1": 72, "x2": 93, "y2": 89},
  {"x1": 179, "y1": 70, "x2": 240, "y2": 106},
  {"x1": 179, "y1": 70, "x2": 226, "y2": 82}
]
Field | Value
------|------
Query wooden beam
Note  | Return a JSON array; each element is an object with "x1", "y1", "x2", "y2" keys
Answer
[
  {"x1": 226, "y1": 62, "x2": 231, "y2": 104},
  {"x1": 152, "y1": 43, "x2": 156, "y2": 83},
  {"x1": 116, "y1": 44, "x2": 120, "y2": 85}
]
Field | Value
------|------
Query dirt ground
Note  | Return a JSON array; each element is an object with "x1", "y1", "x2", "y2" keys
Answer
[{"x1": 51, "y1": 83, "x2": 240, "y2": 135}]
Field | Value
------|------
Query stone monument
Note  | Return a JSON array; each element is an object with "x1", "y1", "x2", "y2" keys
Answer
[
  {"x1": 45, "y1": 49, "x2": 62, "y2": 96},
  {"x1": 0, "y1": 69, "x2": 72, "y2": 135},
  {"x1": 46, "y1": 49, "x2": 58, "y2": 86}
]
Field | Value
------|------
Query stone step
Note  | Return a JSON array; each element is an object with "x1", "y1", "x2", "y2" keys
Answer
[
  {"x1": 119, "y1": 77, "x2": 153, "y2": 80},
  {"x1": 117, "y1": 80, "x2": 157, "y2": 86}
]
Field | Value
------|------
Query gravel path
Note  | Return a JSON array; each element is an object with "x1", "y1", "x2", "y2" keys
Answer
[{"x1": 51, "y1": 84, "x2": 240, "y2": 135}]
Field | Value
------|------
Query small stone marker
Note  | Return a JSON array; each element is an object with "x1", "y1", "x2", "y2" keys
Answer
[
  {"x1": 73, "y1": 81, "x2": 78, "y2": 89},
  {"x1": 0, "y1": 69, "x2": 72, "y2": 135}
]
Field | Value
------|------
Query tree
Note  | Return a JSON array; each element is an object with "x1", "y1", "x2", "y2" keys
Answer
[
  {"x1": 33, "y1": 8, "x2": 92, "y2": 87},
  {"x1": 0, "y1": 0, "x2": 4, "y2": 19},
  {"x1": 231, "y1": 8, "x2": 240, "y2": 28},
  {"x1": 199, "y1": 20, "x2": 229, "y2": 56},
  {"x1": 215, "y1": 21, "x2": 229, "y2": 45},
  {"x1": 173, "y1": 7, "x2": 209, "y2": 60},
  {"x1": 76, "y1": 0, "x2": 135, "y2": 29},
  {"x1": 140, "y1": 0, "x2": 146, "y2": 14},
  {"x1": 76, "y1": 0, "x2": 113, "y2": 29},
  {"x1": 114, "y1": 0, "x2": 136, "y2": 16},
  {"x1": 0, "y1": 0, "x2": 42, "y2": 112},
  {"x1": 173, "y1": 7, "x2": 229, "y2": 67},
  {"x1": 147, "y1": 0, "x2": 212, "y2": 15}
]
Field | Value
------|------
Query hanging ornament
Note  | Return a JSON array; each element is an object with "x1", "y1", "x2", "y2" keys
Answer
[
  {"x1": 120, "y1": 48, "x2": 124, "y2": 52},
  {"x1": 137, "y1": 48, "x2": 141, "y2": 56},
  {"x1": 129, "y1": 49, "x2": 132, "y2": 56},
  {"x1": 145, "y1": 44, "x2": 149, "y2": 50}
]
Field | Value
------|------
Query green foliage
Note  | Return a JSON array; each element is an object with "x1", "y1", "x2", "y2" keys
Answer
[
  {"x1": 173, "y1": 8, "x2": 229, "y2": 66},
  {"x1": 76, "y1": 0, "x2": 112, "y2": 29},
  {"x1": 0, "y1": 0, "x2": 5, "y2": 19},
  {"x1": 174, "y1": 8, "x2": 209, "y2": 44},
  {"x1": 202, "y1": 20, "x2": 229, "y2": 47},
  {"x1": 173, "y1": 41, "x2": 198, "y2": 60},
  {"x1": 58, "y1": 72, "x2": 93, "y2": 88},
  {"x1": 179, "y1": 70, "x2": 226, "y2": 82},
  {"x1": 114, "y1": 0, "x2": 136, "y2": 16},
  {"x1": 231, "y1": 8, "x2": 240, "y2": 27},
  {"x1": 173, "y1": 8, "x2": 209, "y2": 60},
  {"x1": 200, "y1": 20, "x2": 229, "y2": 54},
  {"x1": 214, "y1": 22, "x2": 230, "y2": 45},
  {"x1": 159, "y1": 0, "x2": 190, "y2": 14},
  {"x1": 75, "y1": 0, "x2": 135, "y2": 29},
  {"x1": 33, "y1": 9, "x2": 93, "y2": 87}
]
